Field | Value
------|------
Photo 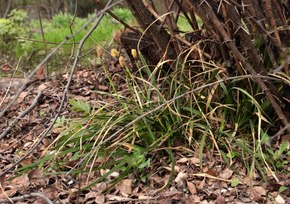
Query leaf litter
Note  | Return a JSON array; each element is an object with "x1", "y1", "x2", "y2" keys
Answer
[{"x1": 0, "y1": 60, "x2": 289, "y2": 203}]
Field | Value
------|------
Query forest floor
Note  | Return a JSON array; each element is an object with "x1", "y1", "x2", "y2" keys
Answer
[{"x1": 0, "y1": 58, "x2": 290, "y2": 204}]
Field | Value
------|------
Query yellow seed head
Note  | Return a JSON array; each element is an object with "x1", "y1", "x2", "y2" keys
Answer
[
  {"x1": 111, "y1": 48, "x2": 120, "y2": 58},
  {"x1": 131, "y1": 49, "x2": 138, "y2": 59},
  {"x1": 119, "y1": 56, "x2": 126, "y2": 68},
  {"x1": 96, "y1": 46, "x2": 103, "y2": 58}
]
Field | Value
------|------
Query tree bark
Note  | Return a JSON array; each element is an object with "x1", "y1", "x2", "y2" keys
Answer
[{"x1": 125, "y1": 0, "x2": 177, "y2": 64}]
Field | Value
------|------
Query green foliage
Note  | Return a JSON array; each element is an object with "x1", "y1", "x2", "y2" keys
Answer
[
  {"x1": 0, "y1": 7, "x2": 133, "y2": 71},
  {"x1": 69, "y1": 99, "x2": 91, "y2": 116},
  {"x1": 0, "y1": 9, "x2": 30, "y2": 55},
  {"x1": 231, "y1": 178, "x2": 240, "y2": 187}
]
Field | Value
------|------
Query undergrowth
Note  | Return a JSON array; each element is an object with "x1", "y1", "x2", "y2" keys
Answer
[
  {"x1": 16, "y1": 52, "x2": 290, "y2": 191},
  {"x1": 0, "y1": 8, "x2": 133, "y2": 73}
]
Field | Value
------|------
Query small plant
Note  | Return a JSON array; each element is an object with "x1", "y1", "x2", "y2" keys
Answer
[{"x1": 0, "y1": 9, "x2": 30, "y2": 55}]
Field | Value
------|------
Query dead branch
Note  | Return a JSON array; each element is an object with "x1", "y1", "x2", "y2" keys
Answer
[
  {"x1": 0, "y1": 91, "x2": 43, "y2": 139},
  {"x1": 0, "y1": 192, "x2": 53, "y2": 204}
]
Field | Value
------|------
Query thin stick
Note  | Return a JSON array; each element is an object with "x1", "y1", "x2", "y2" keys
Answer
[
  {"x1": 35, "y1": 0, "x2": 48, "y2": 77},
  {"x1": 0, "y1": 91, "x2": 42, "y2": 139},
  {"x1": 0, "y1": 192, "x2": 53, "y2": 204}
]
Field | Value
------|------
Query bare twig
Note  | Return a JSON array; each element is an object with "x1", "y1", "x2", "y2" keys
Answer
[
  {"x1": 95, "y1": 0, "x2": 139, "y2": 33},
  {"x1": 16, "y1": 37, "x2": 79, "y2": 45},
  {"x1": 0, "y1": 192, "x2": 53, "y2": 204},
  {"x1": 35, "y1": 0, "x2": 48, "y2": 77},
  {"x1": 0, "y1": 91, "x2": 43, "y2": 139},
  {"x1": 66, "y1": 0, "x2": 78, "y2": 71},
  {"x1": 270, "y1": 124, "x2": 290, "y2": 144}
]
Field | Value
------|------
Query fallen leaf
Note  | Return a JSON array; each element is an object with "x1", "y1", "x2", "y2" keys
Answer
[
  {"x1": 275, "y1": 194, "x2": 285, "y2": 204},
  {"x1": 115, "y1": 179, "x2": 132, "y2": 196},
  {"x1": 1, "y1": 63, "x2": 12, "y2": 72},
  {"x1": 219, "y1": 168, "x2": 233, "y2": 179},
  {"x1": 186, "y1": 181, "x2": 197, "y2": 195},
  {"x1": 205, "y1": 168, "x2": 217, "y2": 177},
  {"x1": 231, "y1": 178, "x2": 240, "y2": 187},
  {"x1": 250, "y1": 186, "x2": 266, "y2": 201},
  {"x1": 164, "y1": 165, "x2": 180, "y2": 172},
  {"x1": 95, "y1": 195, "x2": 105, "y2": 204},
  {"x1": 0, "y1": 186, "x2": 17, "y2": 199},
  {"x1": 198, "y1": 179, "x2": 205, "y2": 190},
  {"x1": 38, "y1": 84, "x2": 47, "y2": 91},
  {"x1": 216, "y1": 194, "x2": 225, "y2": 204},
  {"x1": 98, "y1": 85, "x2": 109, "y2": 91},
  {"x1": 106, "y1": 195, "x2": 125, "y2": 201},
  {"x1": 10, "y1": 174, "x2": 30, "y2": 189},
  {"x1": 35, "y1": 65, "x2": 45, "y2": 80},
  {"x1": 177, "y1": 158, "x2": 188, "y2": 163},
  {"x1": 0, "y1": 174, "x2": 5, "y2": 190},
  {"x1": 28, "y1": 169, "x2": 48, "y2": 186},
  {"x1": 85, "y1": 191, "x2": 101, "y2": 204},
  {"x1": 18, "y1": 91, "x2": 29, "y2": 102},
  {"x1": 175, "y1": 172, "x2": 188, "y2": 184},
  {"x1": 138, "y1": 195, "x2": 153, "y2": 199},
  {"x1": 189, "y1": 157, "x2": 200, "y2": 165}
]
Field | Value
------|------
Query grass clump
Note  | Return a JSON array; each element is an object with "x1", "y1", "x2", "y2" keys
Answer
[{"x1": 16, "y1": 52, "x2": 289, "y2": 191}]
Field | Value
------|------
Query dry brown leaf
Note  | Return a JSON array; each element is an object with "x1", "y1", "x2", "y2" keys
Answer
[
  {"x1": 164, "y1": 165, "x2": 180, "y2": 172},
  {"x1": 216, "y1": 194, "x2": 225, "y2": 204},
  {"x1": 106, "y1": 195, "x2": 125, "y2": 201},
  {"x1": 205, "y1": 168, "x2": 217, "y2": 177},
  {"x1": 219, "y1": 168, "x2": 233, "y2": 179},
  {"x1": 189, "y1": 157, "x2": 200, "y2": 165},
  {"x1": 98, "y1": 85, "x2": 109, "y2": 91},
  {"x1": 115, "y1": 179, "x2": 132, "y2": 196},
  {"x1": 82, "y1": 71, "x2": 90, "y2": 78},
  {"x1": 18, "y1": 91, "x2": 29, "y2": 102},
  {"x1": 52, "y1": 127, "x2": 65, "y2": 134},
  {"x1": 275, "y1": 194, "x2": 286, "y2": 204},
  {"x1": 0, "y1": 186, "x2": 17, "y2": 199},
  {"x1": 1, "y1": 63, "x2": 12, "y2": 72},
  {"x1": 28, "y1": 169, "x2": 48, "y2": 186},
  {"x1": 35, "y1": 65, "x2": 45, "y2": 80},
  {"x1": 138, "y1": 195, "x2": 153, "y2": 199},
  {"x1": 62, "y1": 73, "x2": 69, "y2": 79},
  {"x1": 10, "y1": 174, "x2": 30, "y2": 189},
  {"x1": 186, "y1": 181, "x2": 197, "y2": 195},
  {"x1": 37, "y1": 84, "x2": 47, "y2": 91},
  {"x1": 250, "y1": 186, "x2": 266, "y2": 201},
  {"x1": 175, "y1": 172, "x2": 188, "y2": 184},
  {"x1": 190, "y1": 195, "x2": 201, "y2": 203},
  {"x1": 176, "y1": 158, "x2": 188, "y2": 163},
  {"x1": 0, "y1": 174, "x2": 5, "y2": 190},
  {"x1": 43, "y1": 187, "x2": 59, "y2": 201},
  {"x1": 281, "y1": 134, "x2": 290, "y2": 144},
  {"x1": 85, "y1": 191, "x2": 102, "y2": 204},
  {"x1": 198, "y1": 179, "x2": 205, "y2": 190},
  {"x1": 95, "y1": 195, "x2": 105, "y2": 204}
]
